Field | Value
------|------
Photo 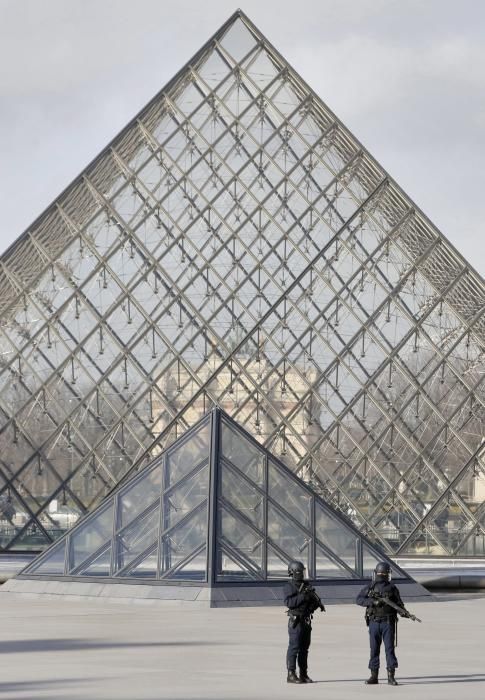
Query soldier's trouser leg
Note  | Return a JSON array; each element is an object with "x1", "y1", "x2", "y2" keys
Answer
[
  {"x1": 382, "y1": 621, "x2": 398, "y2": 670},
  {"x1": 297, "y1": 621, "x2": 312, "y2": 673},
  {"x1": 368, "y1": 621, "x2": 383, "y2": 670},
  {"x1": 286, "y1": 622, "x2": 300, "y2": 671}
]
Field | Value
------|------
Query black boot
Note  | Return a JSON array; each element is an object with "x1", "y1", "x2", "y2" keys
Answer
[
  {"x1": 387, "y1": 669, "x2": 398, "y2": 686},
  {"x1": 365, "y1": 669, "x2": 379, "y2": 685},
  {"x1": 299, "y1": 670, "x2": 313, "y2": 683},
  {"x1": 287, "y1": 670, "x2": 302, "y2": 684}
]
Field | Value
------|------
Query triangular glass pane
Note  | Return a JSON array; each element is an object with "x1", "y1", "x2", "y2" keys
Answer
[
  {"x1": 361, "y1": 544, "x2": 402, "y2": 579},
  {"x1": 165, "y1": 422, "x2": 210, "y2": 489},
  {"x1": 123, "y1": 545, "x2": 158, "y2": 579},
  {"x1": 70, "y1": 502, "x2": 114, "y2": 571},
  {"x1": 28, "y1": 540, "x2": 66, "y2": 575},
  {"x1": 219, "y1": 17, "x2": 258, "y2": 63},
  {"x1": 362, "y1": 544, "x2": 382, "y2": 578},
  {"x1": 220, "y1": 421, "x2": 265, "y2": 486},
  {"x1": 268, "y1": 460, "x2": 311, "y2": 529},
  {"x1": 218, "y1": 505, "x2": 263, "y2": 574},
  {"x1": 455, "y1": 528, "x2": 485, "y2": 557},
  {"x1": 266, "y1": 545, "x2": 290, "y2": 579},
  {"x1": 163, "y1": 464, "x2": 209, "y2": 530},
  {"x1": 398, "y1": 529, "x2": 448, "y2": 556},
  {"x1": 315, "y1": 503, "x2": 356, "y2": 570},
  {"x1": 114, "y1": 506, "x2": 159, "y2": 573},
  {"x1": 169, "y1": 546, "x2": 207, "y2": 581},
  {"x1": 267, "y1": 503, "x2": 310, "y2": 571},
  {"x1": 218, "y1": 547, "x2": 258, "y2": 581},
  {"x1": 160, "y1": 504, "x2": 207, "y2": 577},
  {"x1": 118, "y1": 462, "x2": 162, "y2": 529},
  {"x1": 78, "y1": 545, "x2": 112, "y2": 577},
  {"x1": 315, "y1": 544, "x2": 351, "y2": 579},
  {"x1": 219, "y1": 462, "x2": 264, "y2": 529}
]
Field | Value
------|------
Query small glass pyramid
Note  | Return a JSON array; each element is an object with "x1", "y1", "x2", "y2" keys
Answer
[{"x1": 21, "y1": 409, "x2": 408, "y2": 584}]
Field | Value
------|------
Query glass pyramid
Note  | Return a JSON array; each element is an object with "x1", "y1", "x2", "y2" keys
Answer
[
  {"x1": 21, "y1": 409, "x2": 407, "y2": 583},
  {"x1": 0, "y1": 11, "x2": 483, "y2": 557}
]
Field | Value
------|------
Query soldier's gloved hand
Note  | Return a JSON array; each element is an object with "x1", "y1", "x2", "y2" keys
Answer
[{"x1": 372, "y1": 598, "x2": 384, "y2": 607}]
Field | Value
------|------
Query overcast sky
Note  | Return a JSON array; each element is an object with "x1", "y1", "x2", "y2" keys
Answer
[{"x1": 0, "y1": 0, "x2": 484, "y2": 274}]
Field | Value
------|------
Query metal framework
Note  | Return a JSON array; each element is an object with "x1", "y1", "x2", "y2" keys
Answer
[
  {"x1": 0, "y1": 11, "x2": 484, "y2": 557},
  {"x1": 21, "y1": 409, "x2": 408, "y2": 583}
]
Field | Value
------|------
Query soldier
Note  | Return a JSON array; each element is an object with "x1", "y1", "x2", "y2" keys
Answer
[
  {"x1": 284, "y1": 560, "x2": 325, "y2": 684},
  {"x1": 356, "y1": 561, "x2": 412, "y2": 686}
]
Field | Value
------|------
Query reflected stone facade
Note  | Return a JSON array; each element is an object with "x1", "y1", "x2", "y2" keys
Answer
[{"x1": 0, "y1": 11, "x2": 484, "y2": 556}]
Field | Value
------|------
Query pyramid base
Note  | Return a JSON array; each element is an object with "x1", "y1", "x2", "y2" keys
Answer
[{"x1": 2, "y1": 577, "x2": 431, "y2": 607}]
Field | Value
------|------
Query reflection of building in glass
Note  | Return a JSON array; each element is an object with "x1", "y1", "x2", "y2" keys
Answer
[{"x1": 0, "y1": 11, "x2": 483, "y2": 557}]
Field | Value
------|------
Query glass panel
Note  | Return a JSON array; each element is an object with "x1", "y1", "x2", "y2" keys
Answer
[
  {"x1": 165, "y1": 422, "x2": 210, "y2": 489},
  {"x1": 162, "y1": 464, "x2": 209, "y2": 531},
  {"x1": 315, "y1": 544, "x2": 351, "y2": 579},
  {"x1": 220, "y1": 463, "x2": 264, "y2": 529},
  {"x1": 118, "y1": 462, "x2": 163, "y2": 528},
  {"x1": 425, "y1": 493, "x2": 472, "y2": 554},
  {"x1": 28, "y1": 540, "x2": 66, "y2": 575},
  {"x1": 218, "y1": 548, "x2": 259, "y2": 581},
  {"x1": 398, "y1": 529, "x2": 448, "y2": 556},
  {"x1": 361, "y1": 544, "x2": 401, "y2": 579},
  {"x1": 218, "y1": 505, "x2": 263, "y2": 575},
  {"x1": 268, "y1": 460, "x2": 311, "y2": 528},
  {"x1": 161, "y1": 504, "x2": 207, "y2": 577},
  {"x1": 78, "y1": 545, "x2": 112, "y2": 577},
  {"x1": 169, "y1": 546, "x2": 207, "y2": 581},
  {"x1": 124, "y1": 546, "x2": 158, "y2": 579},
  {"x1": 70, "y1": 502, "x2": 114, "y2": 571},
  {"x1": 219, "y1": 17, "x2": 258, "y2": 63},
  {"x1": 114, "y1": 506, "x2": 160, "y2": 573},
  {"x1": 456, "y1": 531, "x2": 485, "y2": 557},
  {"x1": 6, "y1": 524, "x2": 52, "y2": 551},
  {"x1": 315, "y1": 503, "x2": 357, "y2": 570},
  {"x1": 362, "y1": 544, "x2": 381, "y2": 578},
  {"x1": 267, "y1": 545, "x2": 289, "y2": 579},
  {"x1": 221, "y1": 422, "x2": 265, "y2": 486},
  {"x1": 267, "y1": 503, "x2": 310, "y2": 570}
]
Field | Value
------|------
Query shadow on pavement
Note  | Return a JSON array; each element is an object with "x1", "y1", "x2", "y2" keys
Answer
[
  {"x1": 0, "y1": 638, "x2": 225, "y2": 653},
  {"x1": 432, "y1": 591, "x2": 485, "y2": 602},
  {"x1": 310, "y1": 673, "x2": 485, "y2": 685},
  {"x1": 0, "y1": 678, "x2": 91, "y2": 693},
  {"x1": 398, "y1": 673, "x2": 485, "y2": 685}
]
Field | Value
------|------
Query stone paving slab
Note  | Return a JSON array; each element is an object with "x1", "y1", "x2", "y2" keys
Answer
[{"x1": 0, "y1": 589, "x2": 484, "y2": 699}]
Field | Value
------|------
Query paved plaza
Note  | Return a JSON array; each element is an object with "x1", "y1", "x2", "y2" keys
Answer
[{"x1": 0, "y1": 591, "x2": 484, "y2": 699}]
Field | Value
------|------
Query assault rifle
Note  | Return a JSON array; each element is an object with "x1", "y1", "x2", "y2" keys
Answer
[
  {"x1": 302, "y1": 582, "x2": 326, "y2": 613},
  {"x1": 286, "y1": 582, "x2": 326, "y2": 628},
  {"x1": 369, "y1": 590, "x2": 421, "y2": 622}
]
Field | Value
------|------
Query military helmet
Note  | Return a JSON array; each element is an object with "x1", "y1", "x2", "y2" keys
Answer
[
  {"x1": 288, "y1": 560, "x2": 305, "y2": 577},
  {"x1": 373, "y1": 561, "x2": 391, "y2": 581}
]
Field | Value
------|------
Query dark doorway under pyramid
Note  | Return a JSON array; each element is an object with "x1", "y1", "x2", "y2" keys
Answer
[{"x1": 11, "y1": 409, "x2": 428, "y2": 604}]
